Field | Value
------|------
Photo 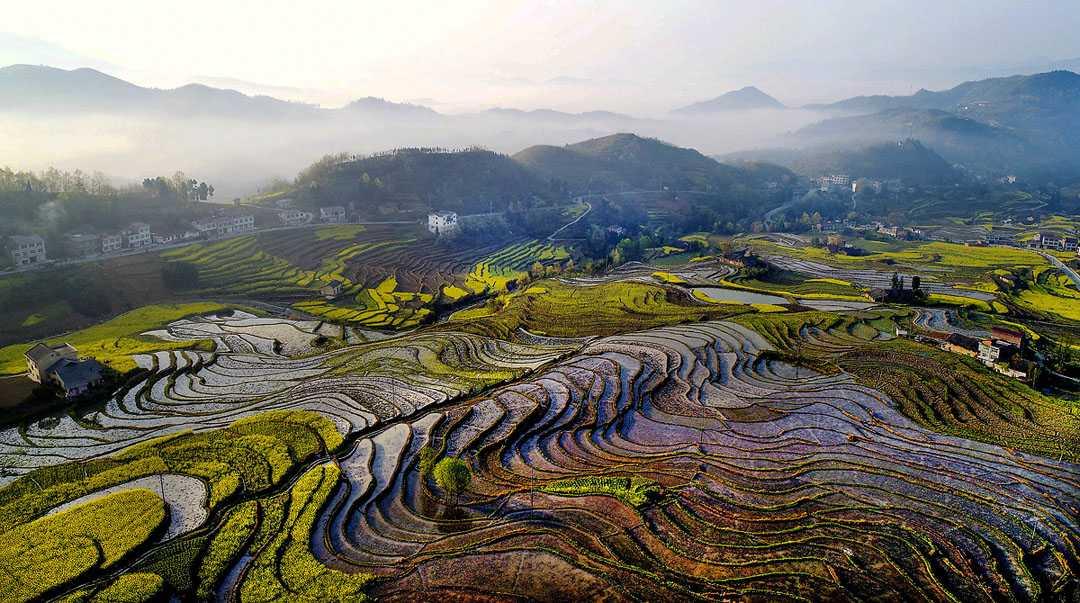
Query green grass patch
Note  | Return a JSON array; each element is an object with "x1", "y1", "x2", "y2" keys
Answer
[{"x1": 0, "y1": 302, "x2": 231, "y2": 375}]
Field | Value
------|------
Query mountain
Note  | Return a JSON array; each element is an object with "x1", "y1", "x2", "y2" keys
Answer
[
  {"x1": 513, "y1": 133, "x2": 746, "y2": 192},
  {"x1": 673, "y1": 86, "x2": 785, "y2": 114},
  {"x1": 340, "y1": 97, "x2": 440, "y2": 119},
  {"x1": 807, "y1": 70, "x2": 1080, "y2": 119},
  {"x1": 0, "y1": 64, "x2": 319, "y2": 119},
  {"x1": 802, "y1": 71, "x2": 1080, "y2": 175},
  {"x1": 293, "y1": 148, "x2": 553, "y2": 215}
]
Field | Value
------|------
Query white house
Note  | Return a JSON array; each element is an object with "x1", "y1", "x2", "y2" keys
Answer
[
  {"x1": 279, "y1": 210, "x2": 314, "y2": 227},
  {"x1": 123, "y1": 222, "x2": 152, "y2": 249},
  {"x1": 101, "y1": 234, "x2": 123, "y2": 253},
  {"x1": 6, "y1": 235, "x2": 47, "y2": 266},
  {"x1": 427, "y1": 211, "x2": 459, "y2": 236},
  {"x1": 815, "y1": 174, "x2": 850, "y2": 191},
  {"x1": 320, "y1": 206, "x2": 347, "y2": 224},
  {"x1": 191, "y1": 215, "x2": 256, "y2": 238}
]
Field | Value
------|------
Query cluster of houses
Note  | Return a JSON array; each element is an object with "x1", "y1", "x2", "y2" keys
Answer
[
  {"x1": 812, "y1": 174, "x2": 899, "y2": 195},
  {"x1": 24, "y1": 343, "x2": 105, "y2": 399},
  {"x1": 4, "y1": 213, "x2": 265, "y2": 268},
  {"x1": 64, "y1": 222, "x2": 153, "y2": 258},
  {"x1": 1027, "y1": 231, "x2": 1079, "y2": 253},
  {"x1": 917, "y1": 325, "x2": 1034, "y2": 381}
]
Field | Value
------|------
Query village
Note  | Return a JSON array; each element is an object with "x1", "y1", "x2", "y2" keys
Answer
[{"x1": 3, "y1": 202, "x2": 464, "y2": 274}]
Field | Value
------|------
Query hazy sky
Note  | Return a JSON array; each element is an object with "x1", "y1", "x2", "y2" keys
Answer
[{"x1": 3, "y1": 0, "x2": 1079, "y2": 113}]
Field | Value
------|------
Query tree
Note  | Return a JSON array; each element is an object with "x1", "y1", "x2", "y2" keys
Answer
[{"x1": 433, "y1": 457, "x2": 471, "y2": 503}]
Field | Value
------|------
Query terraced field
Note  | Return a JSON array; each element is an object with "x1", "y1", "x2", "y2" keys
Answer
[
  {"x1": 0, "y1": 277, "x2": 1076, "y2": 601},
  {"x1": 0, "y1": 310, "x2": 579, "y2": 482},
  {"x1": 161, "y1": 227, "x2": 569, "y2": 329},
  {"x1": 308, "y1": 321, "x2": 1078, "y2": 601},
  {"x1": 766, "y1": 255, "x2": 998, "y2": 301}
]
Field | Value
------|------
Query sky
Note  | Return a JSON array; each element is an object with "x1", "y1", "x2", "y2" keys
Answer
[{"x1": 2, "y1": 0, "x2": 1079, "y2": 114}]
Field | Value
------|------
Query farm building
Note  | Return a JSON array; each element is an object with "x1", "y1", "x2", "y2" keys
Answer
[
  {"x1": 25, "y1": 342, "x2": 78, "y2": 383},
  {"x1": 25, "y1": 342, "x2": 106, "y2": 397},
  {"x1": 50, "y1": 358, "x2": 105, "y2": 398},
  {"x1": 6, "y1": 234, "x2": 47, "y2": 266},
  {"x1": 428, "y1": 211, "x2": 459, "y2": 236},
  {"x1": 321, "y1": 279, "x2": 344, "y2": 299}
]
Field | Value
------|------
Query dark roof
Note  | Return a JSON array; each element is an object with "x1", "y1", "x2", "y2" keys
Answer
[
  {"x1": 51, "y1": 358, "x2": 104, "y2": 389},
  {"x1": 323, "y1": 279, "x2": 343, "y2": 288},
  {"x1": 946, "y1": 333, "x2": 980, "y2": 350}
]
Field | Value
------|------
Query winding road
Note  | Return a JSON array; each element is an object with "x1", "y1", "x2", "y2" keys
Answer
[
  {"x1": 547, "y1": 201, "x2": 592, "y2": 241},
  {"x1": 1040, "y1": 251, "x2": 1080, "y2": 287}
]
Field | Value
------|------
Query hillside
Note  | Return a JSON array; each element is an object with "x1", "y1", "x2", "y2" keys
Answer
[
  {"x1": 725, "y1": 139, "x2": 960, "y2": 185},
  {"x1": 802, "y1": 71, "x2": 1080, "y2": 174},
  {"x1": 807, "y1": 70, "x2": 1080, "y2": 120},
  {"x1": 792, "y1": 108, "x2": 1028, "y2": 172},
  {"x1": 512, "y1": 133, "x2": 746, "y2": 192},
  {"x1": 672, "y1": 86, "x2": 785, "y2": 114},
  {"x1": 293, "y1": 148, "x2": 557, "y2": 215}
]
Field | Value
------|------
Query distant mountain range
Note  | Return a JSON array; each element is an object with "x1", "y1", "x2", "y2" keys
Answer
[
  {"x1": 798, "y1": 70, "x2": 1080, "y2": 176},
  {"x1": 672, "y1": 86, "x2": 785, "y2": 114},
  {"x1": 0, "y1": 64, "x2": 647, "y2": 128},
  {"x1": 2, "y1": 63, "x2": 1078, "y2": 191}
]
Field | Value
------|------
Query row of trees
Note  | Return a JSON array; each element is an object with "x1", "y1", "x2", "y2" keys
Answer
[
  {"x1": 0, "y1": 166, "x2": 114, "y2": 195},
  {"x1": 142, "y1": 171, "x2": 214, "y2": 202}
]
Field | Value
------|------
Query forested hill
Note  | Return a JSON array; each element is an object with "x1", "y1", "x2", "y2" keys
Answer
[
  {"x1": 512, "y1": 133, "x2": 750, "y2": 192},
  {"x1": 725, "y1": 139, "x2": 960, "y2": 185},
  {"x1": 292, "y1": 148, "x2": 563, "y2": 215}
]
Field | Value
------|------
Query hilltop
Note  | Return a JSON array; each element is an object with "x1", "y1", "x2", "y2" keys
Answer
[
  {"x1": 292, "y1": 148, "x2": 556, "y2": 215},
  {"x1": 512, "y1": 133, "x2": 747, "y2": 192},
  {"x1": 672, "y1": 86, "x2": 785, "y2": 114}
]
